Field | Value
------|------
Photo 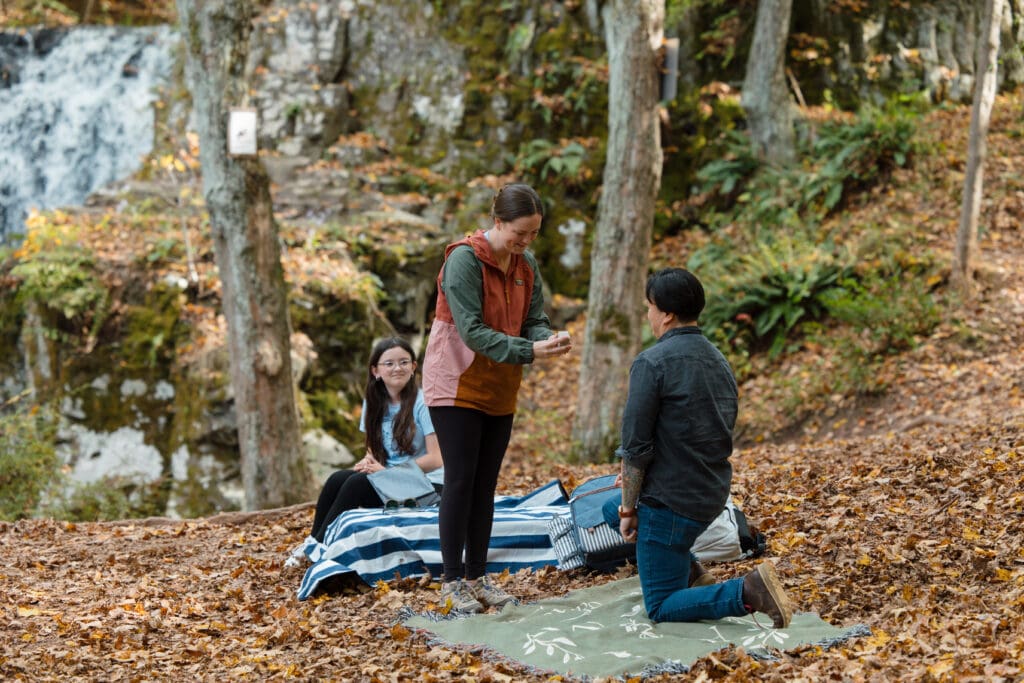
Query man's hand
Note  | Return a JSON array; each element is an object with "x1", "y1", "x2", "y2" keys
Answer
[{"x1": 619, "y1": 515, "x2": 638, "y2": 542}]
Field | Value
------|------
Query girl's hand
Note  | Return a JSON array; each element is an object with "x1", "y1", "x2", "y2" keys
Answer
[
  {"x1": 354, "y1": 454, "x2": 383, "y2": 473},
  {"x1": 533, "y1": 333, "x2": 572, "y2": 360}
]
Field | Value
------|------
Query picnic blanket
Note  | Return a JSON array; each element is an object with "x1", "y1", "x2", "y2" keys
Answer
[
  {"x1": 405, "y1": 575, "x2": 871, "y2": 679},
  {"x1": 296, "y1": 480, "x2": 568, "y2": 599}
]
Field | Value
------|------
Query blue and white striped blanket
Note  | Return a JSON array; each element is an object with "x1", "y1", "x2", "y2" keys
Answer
[{"x1": 296, "y1": 480, "x2": 568, "y2": 599}]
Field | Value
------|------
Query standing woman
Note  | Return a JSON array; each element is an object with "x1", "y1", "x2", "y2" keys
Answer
[
  {"x1": 309, "y1": 337, "x2": 442, "y2": 543},
  {"x1": 423, "y1": 182, "x2": 572, "y2": 612}
]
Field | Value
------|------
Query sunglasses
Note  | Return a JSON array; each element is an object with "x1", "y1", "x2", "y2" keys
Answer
[{"x1": 384, "y1": 498, "x2": 418, "y2": 511}]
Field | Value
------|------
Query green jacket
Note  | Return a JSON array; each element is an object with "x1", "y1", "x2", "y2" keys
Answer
[{"x1": 422, "y1": 229, "x2": 552, "y2": 415}]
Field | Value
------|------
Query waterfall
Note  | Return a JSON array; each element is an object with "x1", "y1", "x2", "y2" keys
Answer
[{"x1": 0, "y1": 25, "x2": 174, "y2": 242}]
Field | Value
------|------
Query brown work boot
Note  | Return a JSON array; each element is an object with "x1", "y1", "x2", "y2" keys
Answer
[
  {"x1": 741, "y1": 562, "x2": 793, "y2": 629},
  {"x1": 689, "y1": 559, "x2": 715, "y2": 587}
]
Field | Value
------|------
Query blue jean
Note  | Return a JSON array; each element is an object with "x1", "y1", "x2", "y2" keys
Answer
[{"x1": 603, "y1": 499, "x2": 747, "y2": 623}]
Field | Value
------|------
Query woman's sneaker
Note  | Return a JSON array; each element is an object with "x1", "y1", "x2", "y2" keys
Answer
[
  {"x1": 440, "y1": 580, "x2": 483, "y2": 614},
  {"x1": 467, "y1": 575, "x2": 517, "y2": 608}
]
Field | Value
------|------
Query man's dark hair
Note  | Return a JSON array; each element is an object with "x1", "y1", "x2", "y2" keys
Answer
[{"x1": 645, "y1": 268, "x2": 705, "y2": 322}]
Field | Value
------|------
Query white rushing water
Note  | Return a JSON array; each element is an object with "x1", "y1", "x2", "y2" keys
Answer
[{"x1": 0, "y1": 25, "x2": 174, "y2": 241}]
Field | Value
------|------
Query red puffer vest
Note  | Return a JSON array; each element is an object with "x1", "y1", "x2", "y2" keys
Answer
[{"x1": 422, "y1": 230, "x2": 535, "y2": 415}]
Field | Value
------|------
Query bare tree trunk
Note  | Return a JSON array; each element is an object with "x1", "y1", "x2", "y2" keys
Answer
[
  {"x1": 573, "y1": 0, "x2": 664, "y2": 462},
  {"x1": 953, "y1": 0, "x2": 1004, "y2": 294},
  {"x1": 741, "y1": 0, "x2": 795, "y2": 165},
  {"x1": 176, "y1": 0, "x2": 312, "y2": 510},
  {"x1": 81, "y1": 0, "x2": 96, "y2": 23}
]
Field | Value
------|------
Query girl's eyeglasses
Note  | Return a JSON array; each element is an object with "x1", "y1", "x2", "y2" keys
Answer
[
  {"x1": 378, "y1": 359, "x2": 413, "y2": 369},
  {"x1": 384, "y1": 498, "x2": 418, "y2": 511}
]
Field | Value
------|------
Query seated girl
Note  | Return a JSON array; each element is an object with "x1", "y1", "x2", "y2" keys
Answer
[{"x1": 309, "y1": 337, "x2": 442, "y2": 542}]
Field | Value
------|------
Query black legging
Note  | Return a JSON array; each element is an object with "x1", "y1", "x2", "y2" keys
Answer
[
  {"x1": 310, "y1": 467, "x2": 444, "y2": 542},
  {"x1": 429, "y1": 406, "x2": 514, "y2": 582},
  {"x1": 310, "y1": 470, "x2": 381, "y2": 542}
]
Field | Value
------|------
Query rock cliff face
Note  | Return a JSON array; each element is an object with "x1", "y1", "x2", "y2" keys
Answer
[
  {"x1": 3, "y1": 1, "x2": 1022, "y2": 242},
  {"x1": 4, "y1": 1, "x2": 1021, "y2": 245},
  {"x1": 244, "y1": 0, "x2": 1024, "y2": 166},
  {"x1": 249, "y1": 1, "x2": 469, "y2": 164},
  {"x1": 781, "y1": 0, "x2": 1024, "y2": 106},
  {"x1": 247, "y1": 0, "x2": 521, "y2": 175}
]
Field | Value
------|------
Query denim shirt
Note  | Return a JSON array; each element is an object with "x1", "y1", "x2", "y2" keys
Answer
[{"x1": 616, "y1": 326, "x2": 738, "y2": 522}]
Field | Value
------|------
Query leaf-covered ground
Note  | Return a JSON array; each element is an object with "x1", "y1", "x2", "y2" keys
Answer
[{"x1": 3, "y1": 101, "x2": 1023, "y2": 681}]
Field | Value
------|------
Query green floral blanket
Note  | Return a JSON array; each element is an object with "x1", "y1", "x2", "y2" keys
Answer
[{"x1": 405, "y1": 576, "x2": 870, "y2": 679}]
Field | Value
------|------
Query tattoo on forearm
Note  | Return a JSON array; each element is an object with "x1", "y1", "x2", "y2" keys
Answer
[{"x1": 620, "y1": 460, "x2": 645, "y2": 509}]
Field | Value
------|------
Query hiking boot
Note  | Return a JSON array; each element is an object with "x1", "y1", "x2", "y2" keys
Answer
[
  {"x1": 742, "y1": 562, "x2": 793, "y2": 629},
  {"x1": 467, "y1": 575, "x2": 517, "y2": 609},
  {"x1": 440, "y1": 579, "x2": 483, "y2": 614},
  {"x1": 689, "y1": 560, "x2": 716, "y2": 588}
]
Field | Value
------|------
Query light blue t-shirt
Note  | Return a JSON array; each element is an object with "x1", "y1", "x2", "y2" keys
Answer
[{"x1": 359, "y1": 389, "x2": 443, "y2": 485}]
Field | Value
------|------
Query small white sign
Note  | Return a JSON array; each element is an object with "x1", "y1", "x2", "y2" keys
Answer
[{"x1": 228, "y1": 108, "x2": 258, "y2": 156}]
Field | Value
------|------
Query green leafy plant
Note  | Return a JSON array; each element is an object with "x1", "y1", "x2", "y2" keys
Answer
[
  {"x1": 697, "y1": 235, "x2": 854, "y2": 356},
  {"x1": 514, "y1": 138, "x2": 594, "y2": 188},
  {"x1": 529, "y1": 56, "x2": 607, "y2": 126},
  {"x1": 805, "y1": 103, "x2": 919, "y2": 209},
  {"x1": 695, "y1": 129, "x2": 761, "y2": 196},
  {"x1": 695, "y1": 99, "x2": 922, "y2": 230},
  {"x1": 0, "y1": 405, "x2": 62, "y2": 521},
  {"x1": 11, "y1": 246, "x2": 110, "y2": 344},
  {"x1": 144, "y1": 235, "x2": 183, "y2": 263},
  {"x1": 504, "y1": 21, "x2": 535, "y2": 63},
  {"x1": 8, "y1": 210, "x2": 110, "y2": 345},
  {"x1": 820, "y1": 271, "x2": 942, "y2": 359},
  {"x1": 47, "y1": 475, "x2": 168, "y2": 522},
  {"x1": 696, "y1": 6, "x2": 745, "y2": 69}
]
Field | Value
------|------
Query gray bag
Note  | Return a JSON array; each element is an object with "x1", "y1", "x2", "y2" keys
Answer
[
  {"x1": 547, "y1": 474, "x2": 760, "y2": 572},
  {"x1": 367, "y1": 460, "x2": 441, "y2": 509}
]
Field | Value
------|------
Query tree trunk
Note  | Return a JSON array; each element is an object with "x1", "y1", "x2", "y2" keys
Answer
[
  {"x1": 176, "y1": 0, "x2": 312, "y2": 510},
  {"x1": 573, "y1": 0, "x2": 664, "y2": 462},
  {"x1": 81, "y1": 0, "x2": 96, "y2": 24},
  {"x1": 741, "y1": 0, "x2": 795, "y2": 165},
  {"x1": 953, "y1": 0, "x2": 1004, "y2": 293}
]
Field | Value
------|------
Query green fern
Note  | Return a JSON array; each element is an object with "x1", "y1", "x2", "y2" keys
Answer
[{"x1": 698, "y1": 235, "x2": 853, "y2": 356}]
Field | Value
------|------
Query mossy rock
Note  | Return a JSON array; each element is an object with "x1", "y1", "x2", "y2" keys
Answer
[
  {"x1": 120, "y1": 281, "x2": 190, "y2": 370},
  {"x1": 289, "y1": 276, "x2": 393, "y2": 450},
  {"x1": 0, "y1": 283, "x2": 26, "y2": 399}
]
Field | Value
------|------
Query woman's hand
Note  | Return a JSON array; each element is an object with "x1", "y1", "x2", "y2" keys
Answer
[{"x1": 533, "y1": 333, "x2": 573, "y2": 360}]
